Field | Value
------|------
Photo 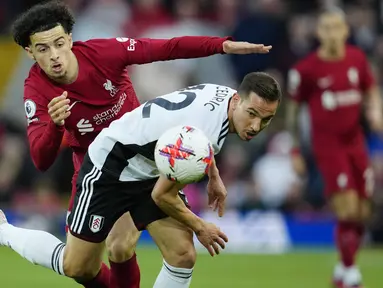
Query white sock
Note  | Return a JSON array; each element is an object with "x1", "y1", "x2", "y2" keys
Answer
[
  {"x1": 343, "y1": 266, "x2": 362, "y2": 286},
  {"x1": 333, "y1": 262, "x2": 345, "y2": 281},
  {"x1": 153, "y1": 260, "x2": 193, "y2": 288},
  {"x1": 0, "y1": 223, "x2": 66, "y2": 275}
]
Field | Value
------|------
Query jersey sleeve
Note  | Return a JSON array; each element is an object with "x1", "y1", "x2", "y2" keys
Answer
[
  {"x1": 24, "y1": 86, "x2": 64, "y2": 171},
  {"x1": 88, "y1": 36, "x2": 230, "y2": 67},
  {"x1": 287, "y1": 65, "x2": 311, "y2": 103},
  {"x1": 359, "y1": 51, "x2": 375, "y2": 92}
]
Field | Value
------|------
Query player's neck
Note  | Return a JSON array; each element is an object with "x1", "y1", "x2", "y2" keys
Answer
[
  {"x1": 318, "y1": 45, "x2": 345, "y2": 61},
  {"x1": 227, "y1": 100, "x2": 235, "y2": 133}
]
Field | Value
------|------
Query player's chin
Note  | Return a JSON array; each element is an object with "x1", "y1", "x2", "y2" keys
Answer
[{"x1": 49, "y1": 70, "x2": 66, "y2": 79}]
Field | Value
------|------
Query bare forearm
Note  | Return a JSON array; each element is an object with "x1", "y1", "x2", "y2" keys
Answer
[
  {"x1": 153, "y1": 192, "x2": 203, "y2": 232},
  {"x1": 365, "y1": 86, "x2": 383, "y2": 131},
  {"x1": 208, "y1": 157, "x2": 219, "y2": 179}
]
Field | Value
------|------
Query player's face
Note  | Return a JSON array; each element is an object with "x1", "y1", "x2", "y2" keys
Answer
[
  {"x1": 317, "y1": 13, "x2": 349, "y2": 49},
  {"x1": 26, "y1": 25, "x2": 74, "y2": 81},
  {"x1": 231, "y1": 92, "x2": 279, "y2": 141}
]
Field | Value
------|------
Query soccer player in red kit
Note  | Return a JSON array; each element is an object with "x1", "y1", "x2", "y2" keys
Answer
[
  {"x1": 287, "y1": 9, "x2": 382, "y2": 288},
  {"x1": 8, "y1": 1, "x2": 272, "y2": 288}
]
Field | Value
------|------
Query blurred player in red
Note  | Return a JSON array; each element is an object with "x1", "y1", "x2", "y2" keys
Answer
[
  {"x1": 287, "y1": 8, "x2": 382, "y2": 288},
  {"x1": 9, "y1": 1, "x2": 272, "y2": 288}
]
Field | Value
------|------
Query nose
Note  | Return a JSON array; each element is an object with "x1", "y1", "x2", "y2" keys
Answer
[
  {"x1": 50, "y1": 48, "x2": 59, "y2": 60},
  {"x1": 251, "y1": 118, "x2": 261, "y2": 132}
]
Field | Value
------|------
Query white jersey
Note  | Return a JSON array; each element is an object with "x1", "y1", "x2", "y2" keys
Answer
[{"x1": 88, "y1": 84, "x2": 235, "y2": 181}]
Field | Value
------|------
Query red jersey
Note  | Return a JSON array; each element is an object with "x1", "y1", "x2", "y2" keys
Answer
[
  {"x1": 288, "y1": 45, "x2": 374, "y2": 154},
  {"x1": 24, "y1": 36, "x2": 230, "y2": 173}
]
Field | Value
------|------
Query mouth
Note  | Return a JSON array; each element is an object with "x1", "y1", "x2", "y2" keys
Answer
[
  {"x1": 51, "y1": 63, "x2": 63, "y2": 73},
  {"x1": 245, "y1": 132, "x2": 257, "y2": 140}
]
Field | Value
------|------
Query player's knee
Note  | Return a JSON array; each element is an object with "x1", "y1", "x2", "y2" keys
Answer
[
  {"x1": 106, "y1": 232, "x2": 138, "y2": 262},
  {"x1": 164, "y1": 241, "x2": 196, "y2": 269},
  {"x1": 63, "y1": 255, "x2": 99, "y2": 280},
  {"x1": 331, "y1": 191, "x2": 360, "y2": 221}
]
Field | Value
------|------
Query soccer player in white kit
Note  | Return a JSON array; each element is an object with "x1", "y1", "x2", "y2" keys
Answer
[{"x1": 0, "y1": 72, "x2": 281, "y2": 288}]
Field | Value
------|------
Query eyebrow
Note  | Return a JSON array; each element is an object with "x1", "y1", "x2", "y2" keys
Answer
[
  {"x1": 35, "y1": 36, "x2": 65, "y2": 47},
  {"x1": 248, "y1": 107, "x2": 274, "y2": 119}
]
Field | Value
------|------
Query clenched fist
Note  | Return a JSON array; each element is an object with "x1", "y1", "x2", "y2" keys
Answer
[{"x1": 48, "y1": 91, "x2": 71, "y2": 126}]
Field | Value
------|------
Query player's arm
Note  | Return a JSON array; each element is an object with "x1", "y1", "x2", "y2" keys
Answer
[
  {"x1": 24, "y1": 88, "x2": 68, "y2": 171},
  {"x1": 286, "y1": 68, "x2": 306, "y2": 149},
  {"x1": 206, "y1": 157, "x2": 227, "y2": 217},
  {"x1": 105, "y1": 37, "x2": 271, "y2": 66},
  {"x1": 151, "y1": 175, "x2": 228, "y2": 256},
  {"x1": 364, "y1": 85, "x2": 383, "y2": 131},
  {"x1": 152, "y1": 176, "x2": 202, "y2": 231},
  {"x1": 360, "y1": 53, "x2": 383, "y2": 131},
  {"x1": 286, "y1": 68, "x2": 308, "y2": 176}
]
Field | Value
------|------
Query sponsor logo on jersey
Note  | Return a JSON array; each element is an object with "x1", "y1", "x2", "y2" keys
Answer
[
  {"x1": 116, "y1": 37, "x2": 136, "y2": 51},
  {"x1": 89, "y1": 215, "x2": 104, "y2": 233},
  {"x1": 321, "y1": 89, "x2": 362, "y2": 110},
  {"x1": 116, "y1": 37, "x2": 129, "y2": 42},
  {"x1": 67, "y1": 100, "x2": 81, "y2": 111},
  {"x1": 93, "y1": 92, "x2": 127, "y2": 125},
  {"x1": 347, "y1": 67, "x2": 359, "y2": 86},
  {"x1": 77, "y1": 93, "x2": 127, "y2": 135},
  {"x1": 317, "y1": 76, "x2": 333, "y2": 89},
  {"x1": 103, "y1": 79, "x2": 119, "y2": 97},
  {"x1": 77, "y1": 119, "x2": 94, "y2": 135}
]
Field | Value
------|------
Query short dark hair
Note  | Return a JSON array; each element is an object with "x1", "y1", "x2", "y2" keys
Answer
[
  {"x1": 238, "y1": 72, "x2": 282, "y2": 103},
  {"x1": 11, "y1": 0, "x2": 75, "y2": 48}
]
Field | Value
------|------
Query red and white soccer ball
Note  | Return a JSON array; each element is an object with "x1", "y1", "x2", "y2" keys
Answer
[{"x1": 155, "y1": 125, "x2": 214, "y2": 184}]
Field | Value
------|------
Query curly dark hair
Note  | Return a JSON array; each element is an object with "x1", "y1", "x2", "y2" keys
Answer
[{"x1": 11, "y1": 0, "x2": 75, "y2": 48}]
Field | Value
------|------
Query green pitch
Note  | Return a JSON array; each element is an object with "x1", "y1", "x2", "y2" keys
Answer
[{"x1": 0, "y1": 246, "x2": 382, "y2": 287}]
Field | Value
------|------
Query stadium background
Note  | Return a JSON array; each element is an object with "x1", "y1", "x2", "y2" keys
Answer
[{"x1": 0, "y1": 0, "x2": 383, "y2": 287}]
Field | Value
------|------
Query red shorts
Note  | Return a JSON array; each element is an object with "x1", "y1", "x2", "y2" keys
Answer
[{"x1": 314, "y1": 148, "x2": 373, "y2": 199}]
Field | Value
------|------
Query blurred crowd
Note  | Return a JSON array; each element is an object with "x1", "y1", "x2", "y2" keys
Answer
[{"x1": 1, "y1": 0, "x2": 383, "y2": 241}]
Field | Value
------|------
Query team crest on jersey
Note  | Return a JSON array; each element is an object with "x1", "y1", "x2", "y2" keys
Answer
[
  {"x1": 89, "y1": 215, "x2": 104, "y2": 233},
  {"x1": 103, "y1": 79, "x2": 119, "y2": 97},
  {"x1": 347, "y1": 67, "x2": 359, "y2": 86}
]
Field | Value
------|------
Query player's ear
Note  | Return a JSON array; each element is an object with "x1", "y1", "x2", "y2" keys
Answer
[
  {"x1": 25, "y1": 47, "x2": 35, "y2": 61},
  {"x1": 232, "y1": 93, "x2": 241, "y2": 109},
  {"x1": 68, "y1": 33, "x2": 73, "y2": 49}
]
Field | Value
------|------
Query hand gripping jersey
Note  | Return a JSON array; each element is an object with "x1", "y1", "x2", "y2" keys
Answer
[{"x1": 88, "y1": 84, "x2": 235, "y2": 181}]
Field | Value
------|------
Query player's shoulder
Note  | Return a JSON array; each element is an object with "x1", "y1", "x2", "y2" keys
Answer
[
  {"x1": 345, "y1": 44, "x2": 367, "y2": 60},
  {"x1": 24, "y1": 63, "x2": 47, "y2": 98},
  {"x1": 73, "y1": 38, "x2": 125, "y2": 51},
  {"x1": 291, "y1": 51, "x2": 319, "y2": 72}
]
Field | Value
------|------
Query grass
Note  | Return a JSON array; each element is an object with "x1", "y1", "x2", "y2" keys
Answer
[{"x1": 0, "y1": 246, "x2": 382, "y2": 287}]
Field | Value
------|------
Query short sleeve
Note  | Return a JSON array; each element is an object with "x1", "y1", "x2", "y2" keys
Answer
[{"x1": 287, "y1": 67, "x2": 310, "y2": 103}]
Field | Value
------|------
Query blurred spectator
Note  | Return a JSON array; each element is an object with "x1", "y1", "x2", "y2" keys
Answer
[{"x1": 251, "y1": 131, "x2": 303, "y2": 211}]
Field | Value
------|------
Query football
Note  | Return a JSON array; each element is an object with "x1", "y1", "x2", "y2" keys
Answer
[{"x1": 155, "y1": 125, "x2": 214, "y2": 184}]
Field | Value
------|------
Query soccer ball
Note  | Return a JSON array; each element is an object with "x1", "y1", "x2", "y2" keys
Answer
[{"x1": 155, "y1": 125, "x2": 214, "y2": 184}]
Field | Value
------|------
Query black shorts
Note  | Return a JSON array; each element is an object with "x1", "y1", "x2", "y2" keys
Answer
[{"x1": 67, "y1": 154, "x2": 189, "y2": 243}]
